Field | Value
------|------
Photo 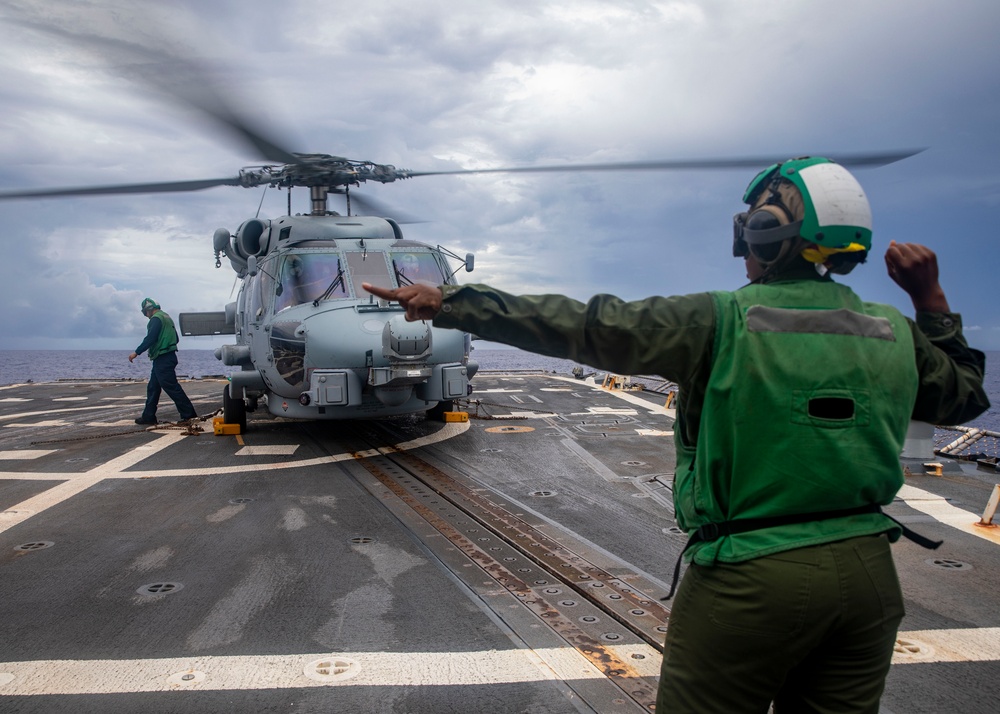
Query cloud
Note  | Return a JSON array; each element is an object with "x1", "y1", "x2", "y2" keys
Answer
[{"x1": 0, "y1": 0, "x2": 998, "y2": 352}]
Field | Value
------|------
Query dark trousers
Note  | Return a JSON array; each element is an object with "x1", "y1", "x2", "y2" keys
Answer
[
  {"x1": 142, "y1": 351, "x2": 197, "y2": 421},
  {"x1": 656, "y1": 534, "x2": 904, "y2": 713}
]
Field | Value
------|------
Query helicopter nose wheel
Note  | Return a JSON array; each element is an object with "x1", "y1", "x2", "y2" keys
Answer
[{"x1": 223, "y1": 384, "x2": 248, "y2": 433}]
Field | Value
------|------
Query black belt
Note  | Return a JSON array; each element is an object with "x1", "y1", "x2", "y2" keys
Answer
[{"x1": 662, "y1": 504, "x2": 941, "y2": 600}]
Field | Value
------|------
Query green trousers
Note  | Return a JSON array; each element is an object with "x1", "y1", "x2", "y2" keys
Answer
[{"x1": 656, "y1": 534, "x2": 904, "y2": 713}]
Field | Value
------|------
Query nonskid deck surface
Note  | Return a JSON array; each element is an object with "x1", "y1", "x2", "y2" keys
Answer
[{"x1": 0, "y1": 375, "x2": 997, "y2": 713}]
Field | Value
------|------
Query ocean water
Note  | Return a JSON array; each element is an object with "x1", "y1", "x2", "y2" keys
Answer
[{"x1": 1, "y1": 348, "x2": 997, "y2": 432}]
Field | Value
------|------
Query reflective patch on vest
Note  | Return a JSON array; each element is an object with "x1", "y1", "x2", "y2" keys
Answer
[{"x1": 746, "y1": 306, "x2": 896, "y2": 341}]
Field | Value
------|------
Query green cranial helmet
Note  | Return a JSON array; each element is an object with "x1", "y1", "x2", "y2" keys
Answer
[
  {"x1": 140, "y1": 297, "x2": 160, "y2": 313},
  {"x1": 742, "y1": 156, "x2": 873, "y2": 252}
]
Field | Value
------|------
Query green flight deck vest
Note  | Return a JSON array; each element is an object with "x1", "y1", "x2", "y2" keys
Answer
[
  {"x1": 674, "y1": 278, "x2": 919, "y2": 565},
  {"x1": 148, "y1": 311, "x2": 180, "y2": 360}
]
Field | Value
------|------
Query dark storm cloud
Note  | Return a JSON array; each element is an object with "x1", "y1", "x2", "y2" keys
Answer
[{"x1": 1, "y1": 0, "x2": 998, "y2": 349}]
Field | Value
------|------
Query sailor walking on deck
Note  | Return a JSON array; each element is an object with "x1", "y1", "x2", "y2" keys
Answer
[
  {"x1": 128, "y1": 297, "x2": 197, "y2": 425},
  {"x1": 363, "y1": 157, "x2": 990, "y2": 713}
]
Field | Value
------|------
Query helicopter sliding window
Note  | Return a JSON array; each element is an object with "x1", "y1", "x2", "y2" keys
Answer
[
  {"x1": 273, "y1": 252, "x2": 348, "y2": 313},
  {"x1": 390, "y1": 251, "x2": 446, "y2": 287}
]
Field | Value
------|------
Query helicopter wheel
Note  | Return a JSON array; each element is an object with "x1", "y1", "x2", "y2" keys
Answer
[
  {"x1": 427, "y1": 400, "x2": 454, "y2": 421},
  {"x1": 223, "y1": 384, "x2": 248, "y2": 432}
]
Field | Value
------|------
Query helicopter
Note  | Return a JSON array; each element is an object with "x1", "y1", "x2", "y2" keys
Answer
[
  {"x1": 0, "y1": 145, "x2": 922, "y2": 430},
  {"x1": 0, "y1": 16, "x2": 923, "y2": 429}
]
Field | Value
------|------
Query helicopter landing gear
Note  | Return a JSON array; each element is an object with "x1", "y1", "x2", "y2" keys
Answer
[
  {"x1": 223, "y1": 384, "x2": 248, "y2": 432},
  {"x1": 427, "y1": 399, "x2": 454, "y2": 421}
]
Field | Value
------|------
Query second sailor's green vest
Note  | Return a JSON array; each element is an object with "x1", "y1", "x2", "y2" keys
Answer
[
  {"x1": 148, "y1": 311, "x2": 180, "y2": 360},
  {"x1": 674, "y1": 278, "x2": 919, "y2": 565}
]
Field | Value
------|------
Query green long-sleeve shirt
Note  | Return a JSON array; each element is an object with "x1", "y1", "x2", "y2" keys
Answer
[{"x1": 434, "y1": 276, "x2": 989, "y2": 453}]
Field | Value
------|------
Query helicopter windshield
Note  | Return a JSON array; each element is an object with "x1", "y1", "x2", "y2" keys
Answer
[
  {"x1": 390, "y1": 252, "x2": 445, "y2": 287},
  {"x1": 274, "y1": 253, "x2": 347, "y2": 313}
]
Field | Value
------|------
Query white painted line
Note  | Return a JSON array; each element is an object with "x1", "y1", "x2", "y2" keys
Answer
[
  {"x1": 894, "y1": 627, "x2": 1000, "y2": 664},
  {"x1": 636, "y1": 429, "x2": 673, "y2": 437},
  {"x1": 4, "y1": 421, "x2": 72, "y2": 428},
  {"x1": 0, "y1": 450, "x2": 58, "y2": 460},
  {"x1": 543, "y1": 374, "x2": 673, "y2": 416},
  {"x1": 0, "y1": 398, "x2": 32, "y2": 403},
  {"x1": 53, "y1": 397, "x2": 88, "y2": 402},
  {"x1": 0, "y1": 432, "x2": 187, "y2": 534},
  {"x1": 235, "y1": 445, "x2": 300, "y2": 456},
  {"x1": 0, "y1": 423, "x2": 469, "y2": 481},
  {"x1": 0, "y1": 647, "x2": 614, "y2": 694},
  {"x1": 897, "y1": 484, "x2": 1000, "y2": 545},
  {"x1": 0, "y1": 405, "x2": 120, "y2": 422}
]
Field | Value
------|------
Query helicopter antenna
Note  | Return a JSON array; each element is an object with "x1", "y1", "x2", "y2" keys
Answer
[{"x1": 255, "y1": 186, "x2": 268, "y2": 219}]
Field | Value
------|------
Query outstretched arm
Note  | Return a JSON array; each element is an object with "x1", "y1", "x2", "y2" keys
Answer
[
  {"x1": 363, "y1": 282, "x2": 443, "y2": 321},
  {"x1": 884, "y1": 241, "x2": 950, "y2": 312}
]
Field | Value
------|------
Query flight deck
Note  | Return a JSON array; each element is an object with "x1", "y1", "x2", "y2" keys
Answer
[{"x1": 0, "y1": 373, "x2": 997, "y2": 713}]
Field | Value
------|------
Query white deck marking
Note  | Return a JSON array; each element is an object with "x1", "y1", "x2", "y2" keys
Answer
[
  {"x1": 0, "y1": 646, "x2": 616, "y2": 695},
  {"x1": 0, "y1": 422, "x2": 471, "y2": 482},
  {"x1": 0, "y1": 405, "x2": 120, "y2": 422},
  {"x1": 4, "y1": 420, "x2": 73, "y2": 428},
  {"x1": 235, "y1": 445, "x2": 300, "y2": 456},
  {"x1": 52, "y1": 397, "x2": 89, "y2": 402},
  {"x1": 0, "y1": 398, "x2": 32, "y2": 403},
  {"x1": 897, "y1": 484, "x2": 1000, "y2": 545},
  {"x1": 0, "y1": 450, "x2": 58, "y2": 460},
  {"x1": 0, "y1": 432, "x2": 187, "y2": 534},
  {"x1": 893, "y1": 627, "x2": 1000, "y2": 664}
]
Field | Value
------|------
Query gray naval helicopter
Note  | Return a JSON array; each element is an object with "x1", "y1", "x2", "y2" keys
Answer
[
  {"x1": 0, "y1": 29, "x2": 922, "y2": 429},
  {"x1": 0, "y1": 146, "x2": 923, "y2": 431}
]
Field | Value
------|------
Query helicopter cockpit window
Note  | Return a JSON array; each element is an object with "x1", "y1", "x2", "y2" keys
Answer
[
  {"x1": 390, "y1": 252, "x2": 445, "y2": 287},
  {"x1": 273, "y1": 253, "x2": 347, "y2": 313}
]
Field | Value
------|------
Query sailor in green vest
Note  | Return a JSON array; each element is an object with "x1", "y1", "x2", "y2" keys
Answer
[
  {"x1": 362, "y1": 157, "x2": 989, "y2": 713},
  {"x1": 128, "y1": 297, "x2": 198, "y2": 425}
]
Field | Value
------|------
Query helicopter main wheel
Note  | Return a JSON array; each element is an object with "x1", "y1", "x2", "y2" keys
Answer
[
  {"x1": 223, "y1": 384, "x2": 248, "y2": 432},
  {"x1": 427, "y1": 400, "x2": 454, "y2": 421}
]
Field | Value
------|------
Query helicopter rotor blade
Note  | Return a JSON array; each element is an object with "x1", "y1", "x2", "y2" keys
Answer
[
  {"x1": 6, "y1": 12, "x2": 301, "y2": 167},
  {"x1": 342, "y1": 192, "x2": 426, "y2": 225},
  {"x1": 0, "y1": 177, "x2": 244, "y2": 200},
  {"x1": 402, "y1": 149, "x2": 926, "y2": 178}
]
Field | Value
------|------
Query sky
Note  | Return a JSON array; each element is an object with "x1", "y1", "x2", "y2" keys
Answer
[{"x1": 0, "y1": 0, "x2": 998, "y2": 352}]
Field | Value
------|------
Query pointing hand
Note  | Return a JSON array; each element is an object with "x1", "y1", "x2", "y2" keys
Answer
[{"x1": 363, "y1": 283, "x2": 444, "y2": 321}]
